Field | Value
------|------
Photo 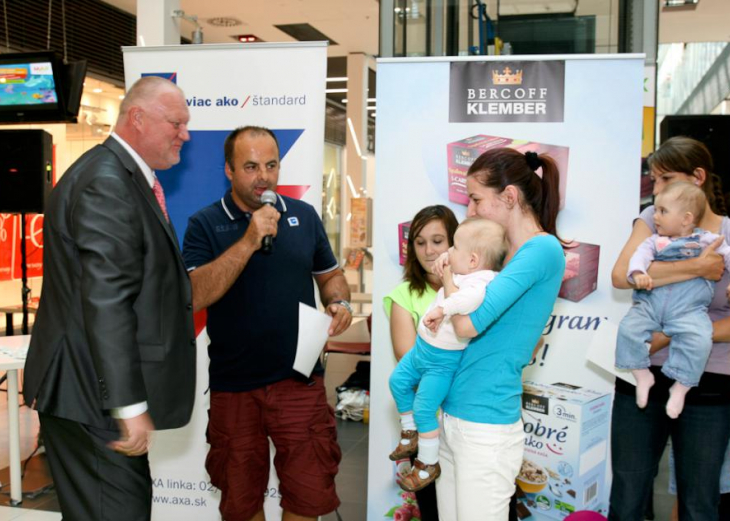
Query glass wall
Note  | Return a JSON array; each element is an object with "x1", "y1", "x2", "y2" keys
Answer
[
  {"x1": 657, "y1": 41, "x2": 729, "y2": 117},
  {"x1": 322, "y1": 142, "x2": 343, "y2": 261},
  {"x1": 388, "y1": 0, "x2": 620, "y2": 57}
]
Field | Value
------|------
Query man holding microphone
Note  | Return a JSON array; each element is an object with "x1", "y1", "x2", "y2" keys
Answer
[{"x1": 182, "y1": 126, "x2": 351, "y2": 521}]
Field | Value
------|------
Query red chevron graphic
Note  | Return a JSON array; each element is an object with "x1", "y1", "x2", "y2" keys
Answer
[{"x1": 276, "y1": 185, "x2": 310, "y2": 199}]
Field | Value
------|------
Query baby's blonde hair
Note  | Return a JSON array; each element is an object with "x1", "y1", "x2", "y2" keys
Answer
[
  {"x1": 457, "y1": 218, "x2": 507, "y2": 271},
  {"x1": 656, "y1": 181, "x2": 707, "y2": 225}
]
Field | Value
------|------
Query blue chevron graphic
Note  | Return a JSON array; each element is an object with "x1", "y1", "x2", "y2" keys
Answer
[{"x1": 159, "y1": 129, "x2": 305, "y2": 244}]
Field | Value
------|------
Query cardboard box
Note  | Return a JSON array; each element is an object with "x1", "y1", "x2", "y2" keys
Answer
[
  {"x1": 398, "y1": 221, "x2": 411, "y2": 266},
  {"x1": 559, "y1": 242, "x2": 600, "y2": 302},
  {"x1": 517, "y1": 382, "x2": 611, "y2": 520},
  {"x1": 446, "y1": 135, "x2": 570, "y2": 207}
]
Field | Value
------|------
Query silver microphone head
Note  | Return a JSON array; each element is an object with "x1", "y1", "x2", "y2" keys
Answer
[{"x1": 260, "y1": 190, "x2": 277, "y2": 206}]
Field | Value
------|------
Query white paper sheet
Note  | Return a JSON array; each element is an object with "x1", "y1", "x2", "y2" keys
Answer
[
  {"x1": 294, "y1": 302, "x2": 333, "y2": 377},
  {"x1": 586, "y1": 320, "x2": 637, "y2": 385}
]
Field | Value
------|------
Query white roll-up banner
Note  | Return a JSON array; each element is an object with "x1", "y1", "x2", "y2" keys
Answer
[
  {"x1": 122, "y1": 42, "x2": 327, "y2": 520},
  {"x1": 369, "y1": 55, "x2": 644, "y2": 521}
]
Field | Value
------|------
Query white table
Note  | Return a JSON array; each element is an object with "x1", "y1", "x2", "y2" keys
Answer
[{"x1": 0, "y1": 335, "x2": 29, "y2": 505}]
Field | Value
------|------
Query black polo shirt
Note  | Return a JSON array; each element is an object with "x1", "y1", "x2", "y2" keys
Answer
[{"x1": 182, "y1": 190, "x2": 339, "y2": 392}]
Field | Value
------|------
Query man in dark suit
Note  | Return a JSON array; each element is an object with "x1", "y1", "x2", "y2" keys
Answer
[{"x1": 23, "y1": 76, "x2": 197, "y2": 521}]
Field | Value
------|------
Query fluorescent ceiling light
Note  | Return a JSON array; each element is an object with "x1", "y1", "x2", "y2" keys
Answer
[
  {"x1": 664, "y1": 0, "x2": 698, "y2": 6},
  {"x1": 326, "y1": 77, "x2": 348, "y2": 82},
  {"x1": 346, "y1": 176, "x2": 359, "y2": 199},
  {"x1": 326, "y1": 88, "x2": 348, "y2": 94},
  {"x1": 341, "y1": 98, "x2": 376, "y2": 105},
  {"x1": 347, "y1": 117, "x2": 364, "y2": 159}
]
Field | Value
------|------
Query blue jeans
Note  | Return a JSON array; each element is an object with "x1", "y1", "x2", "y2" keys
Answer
[
  {"x1": 615, "y1": 278, "x2": 714, "y2": 387},
  {"x1": 389, "y1": 337, "x2": 463, "y2": 433},
  {"x1": 609, "y1": 390, "x2": 730, "y2": 521}
]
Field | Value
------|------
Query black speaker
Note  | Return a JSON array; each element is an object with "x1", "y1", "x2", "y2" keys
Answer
[
  {"x1": 0, "y1": 130, "x2": 53, "y2": 213},
  {"x1": 660, "y1": 115, "x2": 730, "y2": 192}
]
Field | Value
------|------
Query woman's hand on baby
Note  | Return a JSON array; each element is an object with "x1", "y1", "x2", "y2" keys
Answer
[
  {"x1": 726, "y1": 284, "x2": 730, "y2": 301},
  {"x1": 696, "y1": 237, "x2": 726, "y2": 281},
  {"x1": 633, "y1": 273, "x2": 653, "y2": 290},
  {"x1": 423, "y1": 307, "x2": 445, "y2": 333},
  {"x1": 432, "y1": 252, "x2": 450, "y2": 279},
  {"x1": 649, "y1": 331, "x2": 670, "y2": 355}
]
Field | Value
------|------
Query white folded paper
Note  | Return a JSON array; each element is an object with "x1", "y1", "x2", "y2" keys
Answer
[
  {"x1": 293, "y1": 302, "x2": 333, "y2": 377},
  {"x1": 586, "y1": 320, "x2": 637, "y2": 385}
]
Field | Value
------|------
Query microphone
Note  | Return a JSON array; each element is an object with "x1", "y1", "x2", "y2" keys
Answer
[{"x1": 260, "y1": 189, "x2": 277, "y2": 254}]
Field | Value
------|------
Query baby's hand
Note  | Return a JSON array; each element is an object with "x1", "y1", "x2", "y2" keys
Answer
[
  {"x1": 633, "y1": 272, "x2": 653, "y2": 290},
  {"x1": 423, "y1": 307, "x2": 446, "y2": 333},
  {"x1": 432, "y1": 252, "x2": 449, "y2": 279}
]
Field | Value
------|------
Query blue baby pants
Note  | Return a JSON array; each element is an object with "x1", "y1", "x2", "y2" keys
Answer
[
  {"x1": 615, "y1": 277, "x2": 714, "y2": 387},
  {"x1": 389, "y1": 337, "x2": 463, "y2": 433}
]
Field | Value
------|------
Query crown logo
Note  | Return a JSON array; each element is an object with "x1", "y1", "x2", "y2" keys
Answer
[{"x1": 492, "y1": 66, "x2": 523, "y2": 85}]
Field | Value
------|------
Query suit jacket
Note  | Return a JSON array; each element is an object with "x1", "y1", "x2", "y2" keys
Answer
[{"x1": 24, "y1": 137, "x2": 197, "y2": 430}]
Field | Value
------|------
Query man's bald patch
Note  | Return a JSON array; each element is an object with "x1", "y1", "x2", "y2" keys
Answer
[{"x1": 119, "y1": 77, "x2": 183, "y2": 117}]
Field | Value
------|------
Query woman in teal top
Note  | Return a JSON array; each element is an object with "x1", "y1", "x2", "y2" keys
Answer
[
  {"x1": 384, "y1": 205, "x2": 458, "y2": 521},
  {"x1": 434, "y1": 149, "x2": 566, "y2": 521}
]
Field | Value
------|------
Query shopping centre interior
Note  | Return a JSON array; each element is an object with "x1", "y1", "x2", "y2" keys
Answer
[{"x1": 1, "y1": 1, "x2": 730, "y2": 520}]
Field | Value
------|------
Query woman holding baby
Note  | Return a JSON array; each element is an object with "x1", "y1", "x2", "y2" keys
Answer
[
  {"x1": 427, "y1": 148, "x2": 566, "y2": 520},
  {"x1": 609, "y1": 136, "x2": 730, "y2": 520},
  {"x1": 385, "y1": 204, "x2": 459, "y2": 521}
]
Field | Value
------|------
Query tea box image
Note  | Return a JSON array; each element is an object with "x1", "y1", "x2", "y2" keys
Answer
[
  {"x1": 446, "y1": 135, "x2": 569, "y2": 208},
  {"x1": 517, "y1": 381, "x2": 611, "y2": 519},
  {"x1": 398, "y1": 221, "x2": 411, "y2": 266},
  {"x1": 559, "y1": 241, "x2": 600, "y2": 302}
]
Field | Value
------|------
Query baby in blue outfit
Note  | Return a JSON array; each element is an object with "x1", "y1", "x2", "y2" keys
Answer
[
  {"x1": 388, "y1": 218, "x2": 506, "y2": 492},
  {"x1": 616, "y1": 182, "x2": 730, "y2": 418}
]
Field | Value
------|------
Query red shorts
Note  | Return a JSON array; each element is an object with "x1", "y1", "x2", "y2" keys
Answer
[{"x1": 206, "y1": 376, "x2": 341, "y2": 520}]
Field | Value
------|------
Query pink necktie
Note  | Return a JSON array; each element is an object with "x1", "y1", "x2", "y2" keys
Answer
[{"x1": 152, "y1": 177, "x2": 169, "y2": 222}]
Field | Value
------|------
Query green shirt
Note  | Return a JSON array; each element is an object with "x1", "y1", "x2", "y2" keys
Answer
[{"x1": 384, "y1": 280, "x2": 437, "y2": 327}]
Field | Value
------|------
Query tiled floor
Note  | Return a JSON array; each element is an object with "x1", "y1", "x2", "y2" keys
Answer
[{"x1": 0, "y1": 510, "x2": 60, "y2": 521}]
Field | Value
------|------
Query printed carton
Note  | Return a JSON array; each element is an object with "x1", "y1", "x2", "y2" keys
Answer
[
  {"x1": 517, "y1": 381, "x2": 611, "y2": 520},
  {"x1": 446, "y1": 135, "x2": 569, "y2": 207},
  {"x1": 559, "y1": 242, "x2": 600, "y2": 302},
  {"x1": 398, "y1": 221, "x2": 411, "y2": 266}
]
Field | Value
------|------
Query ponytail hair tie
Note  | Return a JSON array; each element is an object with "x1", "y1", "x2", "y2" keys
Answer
[{"x1": 525, "y1": 151, "x2": 542, "y2": 172}]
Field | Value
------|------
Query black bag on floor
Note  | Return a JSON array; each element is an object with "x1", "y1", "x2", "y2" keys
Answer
[{"x1": 336, "y1": 360, "x2": 370, "y2": 392}]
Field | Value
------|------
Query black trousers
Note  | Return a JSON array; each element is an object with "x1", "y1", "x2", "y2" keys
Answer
[{"x1": 39, "y1": 413, "x2": 152, "y2": 521}]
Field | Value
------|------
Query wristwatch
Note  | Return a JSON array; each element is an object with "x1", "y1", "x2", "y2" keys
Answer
[{"x1": 330, "y1": 299, "x2": 353, "y2": 314}]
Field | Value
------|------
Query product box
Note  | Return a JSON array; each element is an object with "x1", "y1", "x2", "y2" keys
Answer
[
  {"x1": 446, "y1": 134, "x2": 570, "y2": 207},
  {"x1": 559, "y1": 242, "x2": 600, "y2": 303},
  {"x1": 398, "y1": 221, "x2": 411, "y2": 266},
  {"x1": 517, "y1": 382, "x2": 611, "y2": 520}
]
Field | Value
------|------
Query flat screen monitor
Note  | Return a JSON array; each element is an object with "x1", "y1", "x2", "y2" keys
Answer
[{"x1": 0, "y1": 51, "x2": 69, "y2": 123}]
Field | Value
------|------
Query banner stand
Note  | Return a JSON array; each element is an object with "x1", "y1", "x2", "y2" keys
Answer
[
  {"x1": 123, "y1": 42, "x2": 327, "y2": 521},
  {"x1": 368, "y1": 54, "x2": 644, "y2": 521}
]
